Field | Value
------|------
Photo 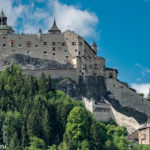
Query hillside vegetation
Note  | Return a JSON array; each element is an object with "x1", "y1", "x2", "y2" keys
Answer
[{"x1": 0, "y1": 65, "x2": 149, "y2": 150}]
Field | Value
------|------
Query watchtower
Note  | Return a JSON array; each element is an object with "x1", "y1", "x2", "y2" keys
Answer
[{"x1": 0, "y1": 10, "x2": 14, "y2": 34}]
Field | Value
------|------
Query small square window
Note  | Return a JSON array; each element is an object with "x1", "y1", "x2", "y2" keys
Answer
[
  {"x1": 43, "y1": 42, "x2": 47, "y2": 45},
  {"x1": 3, "y1": 44, "x2": 6, "y2": 47},
  {"x1": 65, "y1": 50, "x2": 67, "y2": 52},
  {"x1": 52, "y1": 42, "x2": 56, "y2": 46},
  {"x1": 18, "y1": 44, "x2": 22, "y2": 47},
  {"x1": 72, "y1": 42, "x2": 76, "y2": 46},
  {"x1": 62, "y1": 42, "x2": 66, "y2": 46},
  {"x1": 79, "y1": 42, "x2": 82, "y2": 46},
  {"x1": 43, "y1": 51, "x2": 47, "y2": 54},
  {"x1": 35, "y1": 44, "x2": 38, "y2": 48},
  {"x1": 53, "y1": 53, "x2": 55, "y2": 56},
  {"x1": 52, "y1": 47, "x2": 56, "y2": 51},
  {"x1": 26, "y1": 41, "x2": 31, "y2": 47},
  {"x1": 75, "y1": 49, "x2": 77, "y2": 52},
  {"x1": 66, "y1": 56, "x2": 69, "y2": 58}
]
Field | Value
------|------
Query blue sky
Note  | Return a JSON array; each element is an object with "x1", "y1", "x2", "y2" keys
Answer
[{"x1": 0, "y1": 0, "x2": 150, "y2": 95}]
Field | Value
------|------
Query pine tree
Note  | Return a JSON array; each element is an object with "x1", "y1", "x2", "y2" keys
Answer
[{"x1": 42, "y1": 109, "x2": 52, "y2": 145}]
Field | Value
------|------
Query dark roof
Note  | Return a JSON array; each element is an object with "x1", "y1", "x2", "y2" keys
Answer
[
  {"x1": 84, "y1": 40, "x2": 96, "y2": 54},
  {"x1": 48, "y1": 19, "x2": 61, "y2": 33},
  {"x1": 92, "y1": 42, "x2": 97, "y2": 47},
  {"x1": 105, "y1": 67, "x2": 118, "y2": 73},
  {"x1": 138, "y1": 124, "x2": 150, "y2": 130},
  {"x1": 0, "y1": 10, "x2": 6, "y2": 18}
]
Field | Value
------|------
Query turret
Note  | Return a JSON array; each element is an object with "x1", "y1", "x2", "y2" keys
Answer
[
  {"x1": 48, "y1": 19, "x2": 61, "y2": 34},
  {"x1": 0, "y1": 10, "x2": 14, "y2": 34},
  {"x1": 38, "y1": 28, "x2": 42, "y2": 40},
  {"x1": 92, "y1": 42, "x2": 97, "y2": 54}
]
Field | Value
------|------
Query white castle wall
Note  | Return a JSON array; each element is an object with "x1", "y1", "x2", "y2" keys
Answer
[{"x1": 83, "y1": 97, "x2": 141, "y2": 134}]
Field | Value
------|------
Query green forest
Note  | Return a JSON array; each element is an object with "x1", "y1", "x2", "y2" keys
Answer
[{"x1": 0, "y1": 65, "x2": 149, "y2": 150}]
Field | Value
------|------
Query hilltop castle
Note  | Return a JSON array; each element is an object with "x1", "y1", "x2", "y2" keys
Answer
[
  {"x1": 0, "y1": 10, "x2": 117, "y2": 82},
  {"x1": 1, "y1": 11, "x2": 150, "y2": 135}
]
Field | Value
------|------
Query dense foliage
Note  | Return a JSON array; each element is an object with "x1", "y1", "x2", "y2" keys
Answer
[{"x1": 0, "y1": 65, "x2": 148, "y2": 150}]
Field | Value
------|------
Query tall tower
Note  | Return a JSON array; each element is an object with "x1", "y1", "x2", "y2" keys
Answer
[
  {"x1": 0, "y1": 10, "x2": 7, "y2": 25},
  {"x1": 0, "y1": 10, "x2": 14, "y2": 34}
]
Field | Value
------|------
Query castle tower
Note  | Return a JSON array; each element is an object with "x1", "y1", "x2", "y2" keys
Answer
[
  {"x1": 92, "y1": 42, "x2": 97, "y2": 54},
  {"x1": 38, "y1": 28, "x2": 42, "y2": 40},
  {"x1": 48, "y1": 19, "x2": 61, "y2": 34},
  {"x1": 0, "y1": 10, "x2": 7, "y2": 25},
  {"x1": 0, "y1": 10, "x2": 14, "y2": 34}
]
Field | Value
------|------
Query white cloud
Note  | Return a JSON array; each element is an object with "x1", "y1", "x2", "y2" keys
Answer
[
  {"x1": 131, "y1": 83, "x2": 150, "y2": 98},
  {"x1": 0, "y1": 0, "x2": 98, "y2": 37},
  {"x1": 54, "y1": 1, "x2": 98, "y2": 36},
  {"x1": 0, "y1": 0, "x2": 25, "y2": 27}
]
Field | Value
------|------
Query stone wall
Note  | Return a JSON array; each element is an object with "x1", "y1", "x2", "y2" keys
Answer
[
  {"x1": 105, "y1": 78, "x2": 150, "y2": 122},
  {"x1": 139, "y1": 128, "x2": 150, "y2": 144},
  {"x1": 24, "y1": 68, "x2": 79, "y2": 83},
  {"x1": 83, "y1": 97, "x2": 141, "y2": 134}
]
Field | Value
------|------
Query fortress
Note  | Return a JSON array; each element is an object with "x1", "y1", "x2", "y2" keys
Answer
[
  {"x1": 1, "y1": 11, "x2": 150, "y2": 136},
  {"x1": 0, "y1": 11, "x2": 117, "y2": 81}
]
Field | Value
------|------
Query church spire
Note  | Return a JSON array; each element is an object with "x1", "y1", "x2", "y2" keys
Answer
[
  {"x1": 0, "y1": 10, "x2": 5, "y2": 17},
  {"x1": 0, "y1": 10, "x2": 7, "y2": 25},
  {"x1": 48, "y1": 19, "x2": 61, "y2": 34}
]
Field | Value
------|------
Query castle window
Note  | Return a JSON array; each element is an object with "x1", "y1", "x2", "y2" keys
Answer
[
  {"x1": 43, "y1": 51, "x2": 47, "y2": 54},
  {"x1": 79, "y1": 52, "x2": 81, "y2": 55},
  {"x1": 43, "y1": 42, "x2": 47, "y2": 45},
  {"x1": 79, "y1": 42, "x2": 83, "y2": 46},
  {"x1": 18, "y1": 44, "x2": 22, "y2": 48},
  {"x1": 82, "y1": 72, "x2": 84, "y2": 76},
  {"x1": 65, "y1": 50, "x2": 67, "y2": 52},
  {"x1": 26, "y1": 50, "x2": 30, "y2": 54},
  {"x1": 3, "y1": 36, "x2": 6, "y2": 39},
  {"x1": 62, "y1": 42, "x2": 66, "y2": 46},
  {"x1": 109, "y1": 73, "x2": 113, "y2": 78},
  {"x1": 52, "y1": 47, "x2": 56, "y2": 51},
  {"x1": 72, "y1": 42, "x2": 76, "y2": 46},
  {"x1": 26, "y1": 41, "x2": 31, "y2": 47},
  {"x1": 35, "y1": 44, "x2": 38, "y2": 48},
  {"x1": 66, "y1": 56, "x2": 69, "y2": 58},
  {"x1": 3, "y1": 44, "x2": 6, "y2": 47},
  {"x1": 10, "y1": 40, "x2": 14, "y2": 47},
  {"x1": 75, "y1": 49, "x2": 77, "y2": 52},
  {"x1": 53, "y1": 53, "x2": 55, "y2": 56},
  {"x1": 52, "y1": 42, "x2": 56, "y2": 46}
]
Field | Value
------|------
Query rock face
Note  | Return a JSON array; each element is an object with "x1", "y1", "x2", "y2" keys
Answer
[
  {"x1": 3, "y1": 54, "x2": 73, "y2": 70},
  {"x1": 105, "y1": 79, "x2": 149, "y2": 124},
  {"x1": 55, "y1": 78, "x2": 81, "y2": 100}
]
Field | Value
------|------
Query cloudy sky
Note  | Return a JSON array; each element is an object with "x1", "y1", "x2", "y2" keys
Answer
[{"x1": 0, "y1": 0, "x2": 150, "y2": 96}]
